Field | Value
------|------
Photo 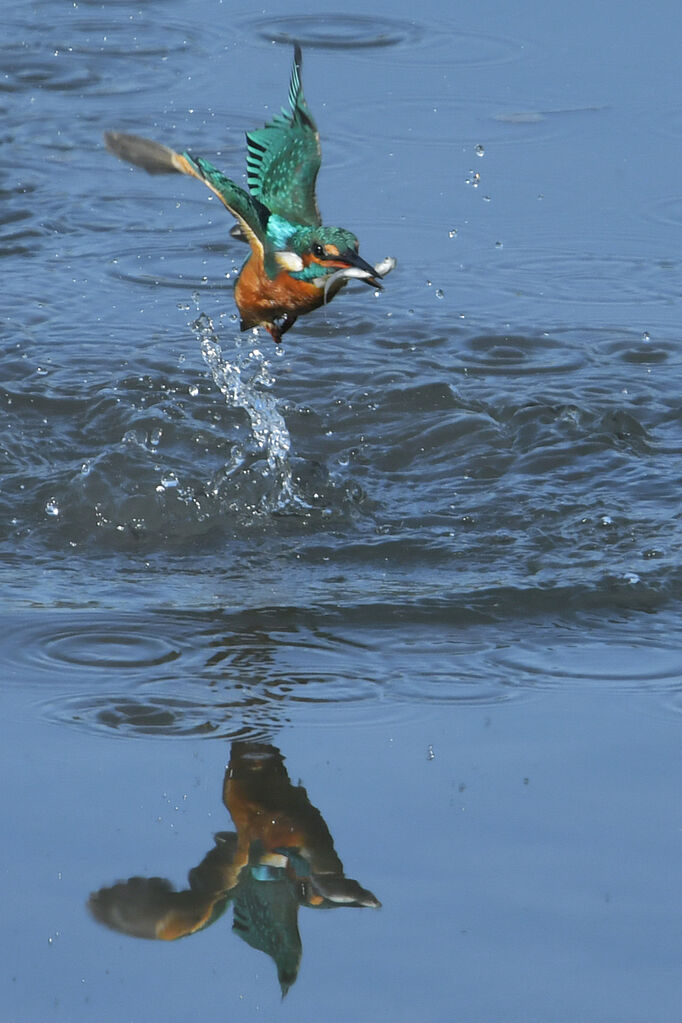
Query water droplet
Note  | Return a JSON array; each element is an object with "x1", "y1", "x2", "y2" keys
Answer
[
  {"x1": 427, "y1": 744, "x2": 435, "y2": 761},
  {"x1": 623, "y1": 571, "x2": 640, "y2": 585},
  {"x1": 448, "y1": 228, "x2": 458, "y2": 239},
  {"x1": 482, "y1": 195, "x2": 491, "y2": 202},
  {"x1": 641, "y1": 331, "x2": 651, "y2": 343},
  {"x1": 156, "y1": 471, "x2": 179, "y2": 495},
  {"x1": 36, "y1": 366, "x2": 48, "y2": 377},
  {"x1": 475, "y1": 144, "x2": 485, "y2": 157},
  {"x1": 45, "y1": 499, "x2": 59, "y2": 517},
  {"x1": 188, "y1": 384, "x2": 199, "y2": 397},
  {"x1": 495, "y1": 240, "x2": 503, "y2": 248},
  {"x1": 466, "y1": 170, "x2": 480, "y2": 188},
  {"x1": 435, "y1": 289, "x2": 444, "y2": 299}
]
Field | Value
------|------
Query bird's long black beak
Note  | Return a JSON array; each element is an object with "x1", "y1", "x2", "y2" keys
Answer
[{"x1": 339, "y1": 249, "x2": 384, "y2": 288}]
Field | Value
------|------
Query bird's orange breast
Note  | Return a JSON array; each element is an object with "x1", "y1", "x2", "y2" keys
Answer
[{"x1": 235, "y1": 252, "x2": 324, "y2": 328}]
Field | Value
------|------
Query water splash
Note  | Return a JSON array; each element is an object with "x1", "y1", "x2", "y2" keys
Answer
[{"x1": 190, "y1": 304, "x2": 299, "y2": 512}]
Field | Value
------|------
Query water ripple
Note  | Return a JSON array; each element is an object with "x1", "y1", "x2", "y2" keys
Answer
[
  {"x1": 453, "y1": 332, "x2": 587, "y2": 376},
  {"x1": 39, "y1": 676, "x2": 417, "y2": 738},
  {"x1": 266, "y1": 674, "x2": 380, "y2": 705},
  {"x1": 238, "y1": 13, "x2": 424, "y2": 50},
  {"x1": 44, "y1": 629, "x2": 181, "y2": 670},
  {"x1": 238, "y1": 14, "x2": 526, "y2": 68},
  {"x1": 107, "y1": 245, "x2": 237, "y2": 291},
  {"x1": 490, "y1": 638, "x2": 682, "y2": 691},
  {"x1": 334, "y1": 98, "x2": 598, "y2": 147},
  {"x1": 37, "y1": 664, "x2": 402, "y2": 739},
  {"x1": 42, "y1": 693, "x2": 230, "y2": 738},
  {"x1": 39, "y1": 193, "x2": 214, "y2": 242},
  {"x1": 51, "y1": 16, "x2": 206, "y2": 59},
  {"x1": 478, "y1": 251, "x2": 680, "y2": 306},
  {"x1": 1, "y1": 12, "x2": 210, "y2": 97},
  {"x1": 6, "y1": 618, "x2": 181, "y2": 674},
  {"x1": 390, "y1": 672, "x2": 528, "y2": 706},
  {"x1": 0, "y1": 50, "x2": 98, "y2": 93}
]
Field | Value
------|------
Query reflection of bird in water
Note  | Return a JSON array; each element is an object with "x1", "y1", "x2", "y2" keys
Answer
[
  {"x1": 104, "y1": 46, "x2": 395, "y2": 344},
  {"x1": 89, "y1": 742, "x2": 380, "y2": 995}
]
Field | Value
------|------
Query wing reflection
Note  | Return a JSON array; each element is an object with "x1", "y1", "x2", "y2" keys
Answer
[{"x1": 89, "y1": 741, "x2": 380, "y2": 995}]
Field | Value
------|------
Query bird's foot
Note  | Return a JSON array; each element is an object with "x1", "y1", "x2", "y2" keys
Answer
[{"x1": 265, "y1": 313, "x2": 297, "y2": 344}]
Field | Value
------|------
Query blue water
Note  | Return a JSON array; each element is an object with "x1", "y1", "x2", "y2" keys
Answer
[{"x1": 2, "y1": 0, "x2": 681, "y2": 1020}]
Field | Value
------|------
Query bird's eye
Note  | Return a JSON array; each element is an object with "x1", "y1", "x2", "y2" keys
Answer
[{"x1": 311, "y1": 242, "x2": 325, "y2": 259}]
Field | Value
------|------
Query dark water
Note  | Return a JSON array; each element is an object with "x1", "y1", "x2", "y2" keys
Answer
[{"x1": 2, "y1": 0, "x2": 681, "y2": 1020}]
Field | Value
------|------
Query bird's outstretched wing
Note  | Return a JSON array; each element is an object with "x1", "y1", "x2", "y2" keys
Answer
[
  {"x1": 104, "y1": 131, "x2": 270, "y2": 258},
  {"x1": 245, "y1": 44, "x2": 322, "y2": 227}
]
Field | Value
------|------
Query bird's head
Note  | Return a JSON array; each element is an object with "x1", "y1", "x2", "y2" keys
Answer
[
  {"x1": 298, "y1": 226, "x2": 382, "y2": 286},
  {"x1": 271, "y1": 221, "x2": 383, "y2": 289}
]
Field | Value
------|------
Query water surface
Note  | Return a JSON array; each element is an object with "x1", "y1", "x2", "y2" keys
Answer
[{"x1": 2, "y1": 0, "x2": 680, "y2": 1020}]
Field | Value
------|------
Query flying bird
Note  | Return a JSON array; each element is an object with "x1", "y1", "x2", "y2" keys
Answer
[{"x1": 104, "y1": 45, "x2": 395, "y2": 343}]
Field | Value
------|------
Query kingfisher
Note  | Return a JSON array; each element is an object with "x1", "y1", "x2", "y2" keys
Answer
[{"x1": 104, "y1": 45, "x2": 395, "y2": 344}]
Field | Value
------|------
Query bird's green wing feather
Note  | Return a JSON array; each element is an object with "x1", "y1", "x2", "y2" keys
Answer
[
  {"x1": 245, "y1": 45, "x2": 322, "y2": 227},
  {"x1": 182, "y1": 154, "x2": 271, "y2": 256},
  {"x1": 104, "y1": 132, "x2": 270, "y2": 258}
]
